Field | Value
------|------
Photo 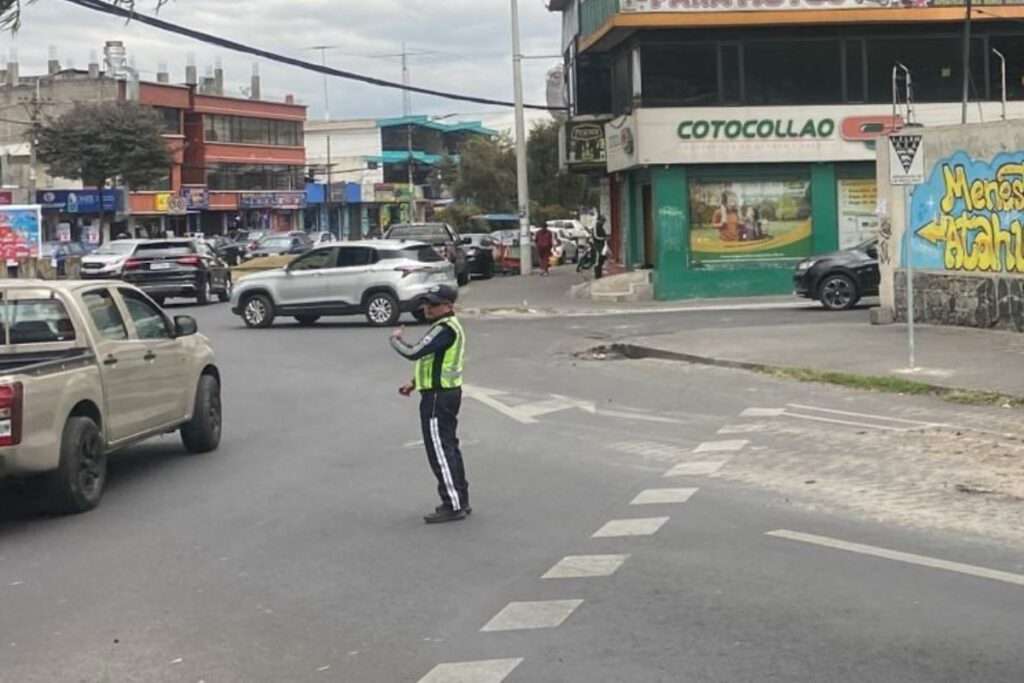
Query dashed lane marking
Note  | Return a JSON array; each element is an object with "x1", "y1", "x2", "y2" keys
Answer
[
  {"x1": 783, "y1": 404, "x2": 943, "y2": 431},
  {"x1": 693, "y1": 439, "x2": 748, "y2": 453},
  {"x1": 542, "y1": 554, "x2": 630, "y2": 579},
  {"x1": 664, "y1": 461, "x2": 726, "y2": 477},
  {"x1": 609, "y1": 441, "x2": 690, "y2": 460},
  {"x1": 717, "y1": 423, "x2": 767, "y2": 434},
  {"x1": 417, "y1": 658, "x2": 524, "y2": 683},
  {"x1": 592, "y1": 517, "x2": 670, "y2": 538},
  {"x1": 767, "y1": 530, "x2": 1024, "y2": 587},
  {"x1": 630, "y1": 488, "x2": 699, "y2": 505},
  {"x1": 480, "y1": 600, "x2": 584, "y2": 632}
]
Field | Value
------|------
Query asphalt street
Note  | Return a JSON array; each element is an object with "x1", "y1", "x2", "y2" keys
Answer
[{"x1": 2, "y1": 298, "x2": 1022, "y2": 682}]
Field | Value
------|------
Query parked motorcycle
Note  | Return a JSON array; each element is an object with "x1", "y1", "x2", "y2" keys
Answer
[{"x1": 576, "y1": 239, "x2": 597, "y2": 272}]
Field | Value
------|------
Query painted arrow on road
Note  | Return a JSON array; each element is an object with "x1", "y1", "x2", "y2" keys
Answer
[{"x1": 462, "y1": 384, "x2": 685, "y2": 426}]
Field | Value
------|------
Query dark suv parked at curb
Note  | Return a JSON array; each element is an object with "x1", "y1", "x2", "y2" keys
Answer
[
  {"x1": 793, "y1": 238, "x2": 880, "y2": 310},
  {"x1": 121, "y1": 239, "x2": 232, "y2": 306}
]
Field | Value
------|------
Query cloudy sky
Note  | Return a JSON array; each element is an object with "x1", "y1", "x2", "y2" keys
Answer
[{"x1": 8, "y1": 0, "x2": 564, "y2": 134}]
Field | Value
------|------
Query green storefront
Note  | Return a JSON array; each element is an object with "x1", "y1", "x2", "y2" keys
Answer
[{"x1": 606, "y1": 106, "x2": 885, "y2": 300}]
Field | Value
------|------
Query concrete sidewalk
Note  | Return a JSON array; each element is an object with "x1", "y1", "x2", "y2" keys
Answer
[{"x1": 622, "y1": 320, "x2": 1024, "y2": 397}]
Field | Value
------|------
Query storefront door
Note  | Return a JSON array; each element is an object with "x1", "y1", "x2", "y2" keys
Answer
[{"x1": 642, "y1": 184, "x2": 654, "y2": 269}]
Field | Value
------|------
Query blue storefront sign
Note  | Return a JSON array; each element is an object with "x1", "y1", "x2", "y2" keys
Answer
[
  {"x1": 181, "y1": 185, "x2": 210, "y2": 210},
  {"x1": 240, "y1": 191, "x2": 307, "y2": 209},
  {"x1": 36, "y1": 189, "x2": 121, "y2": 213}
]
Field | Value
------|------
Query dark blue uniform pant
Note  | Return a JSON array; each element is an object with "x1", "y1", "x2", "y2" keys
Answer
[{"x1": 419, "y1": 388, "x2": 468, "y2": 511}]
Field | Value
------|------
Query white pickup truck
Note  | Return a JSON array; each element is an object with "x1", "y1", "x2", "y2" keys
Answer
[{"x1": 0, "y1": 281, "x2": 222, "y2": 514}]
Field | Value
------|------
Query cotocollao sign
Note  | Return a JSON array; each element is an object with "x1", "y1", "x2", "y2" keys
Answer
[{"x1": 678, "y1": 118, "x2": 836, "y2": 141}]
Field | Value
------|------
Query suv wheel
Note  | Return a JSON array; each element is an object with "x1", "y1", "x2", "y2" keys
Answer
[
  {"x1": 295, "y1": 315, "x2": 320, "y2": 326},
  {"x1": 242, "y1": 294, "x2": 276, "y2": 328},
  {"x1": 218, "y1": 276, "x2": 232, "y2": 303},
  {"x1": 48, "y1": 416, "x2": 106, "y2": 514},
  {"x1": 457, "y1": 270, "x2": 470, "y2": 286},
  {"x1": 819, "y1": 273, "x2": 859, "y2": 311},
  {"x1": 197, "y1": 277, "x2": 212, "y2": 306},
  {"x1": 365, "y1": 291, "x2": 400, "y2": 326}
]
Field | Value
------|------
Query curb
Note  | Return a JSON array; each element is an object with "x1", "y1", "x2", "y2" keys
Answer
[{"x1": 459, "y1": 300, "x2": 818, "y2": 320}]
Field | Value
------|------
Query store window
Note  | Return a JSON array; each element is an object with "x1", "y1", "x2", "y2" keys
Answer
[
  {"x1": 641, "y1": 43, "x2": 718, "y2": 107},
  {"x1": 206, "y1": 164, "x2": 305, "y2": 191},
  {"x1": 836, "y1": 177, "x2": 879, "y2": 249},
  {"x1": 745, "y1": 40, "x2": 842, "y2": 105},
  {"x1": 204, "y1": 115, "x2": 303, "y2": 147},
  {"x1": 688, "y1": 176, "x2": 812, "y2": 267},
  {"x1": 866, "y1": 36, "x2": 985, "y2": 103}
]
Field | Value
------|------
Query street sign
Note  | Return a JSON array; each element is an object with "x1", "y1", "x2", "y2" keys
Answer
[
  {"x1": 888, "y1": 134, "x2": 925, "y2": 186},
  {"x1": 167, "y1": 195, "x2": 188, "y2": 215}
]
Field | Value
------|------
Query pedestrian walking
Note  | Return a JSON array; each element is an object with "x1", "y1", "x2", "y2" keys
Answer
[
  {"x1": 594, "y1": 215, "x2": 609, "y2": 279},
  {"x1": 390, "y1": 284, "x2": 470, "y2": 524},
  {"x1": 534, "y1": 224, "x2": 554, "y2": 276}
]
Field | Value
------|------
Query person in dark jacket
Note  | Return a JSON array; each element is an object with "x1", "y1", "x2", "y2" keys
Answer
[
  {"x1": 593, "y1": 215, "x2": 608, "y2": 279},
  {"x1": 390, "y1": 285, "x2": 470, "y2": 524}
]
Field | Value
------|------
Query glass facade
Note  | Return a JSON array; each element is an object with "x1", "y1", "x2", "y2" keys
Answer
[
  {"x1": 206, "y1": 164, "x2": 305, "y2": 191},
  {"x1": 204, "y1": 114, "x2": 303, "y2": 147}
]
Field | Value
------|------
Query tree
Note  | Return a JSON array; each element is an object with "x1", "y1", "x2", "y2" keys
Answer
[
  {"x1": 1, "y1": 0, "x2": 171, "y2": 30},
  {"x1": 441, "y1": 134, "x2": 517, "y2": 214},
  {"x1": 527, "y1": 120, "x2": 595, "y2": 224},
  {"x1": 35, "y1": 100, "x2": 172, "y2": 234}
]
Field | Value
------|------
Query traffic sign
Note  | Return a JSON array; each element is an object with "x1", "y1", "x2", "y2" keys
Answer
[{"x1": 888, "y1": 134, "x2": 925, "y2": 186}]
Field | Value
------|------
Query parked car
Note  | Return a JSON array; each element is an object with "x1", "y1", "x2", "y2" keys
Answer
[
  {"x1": 546, "y1": 219, "x2": 591, "y2": 246},
  {"x1": 793, "y1": 238, "x2": 880, "y2": 310},
  {"x1": 80, "y1": 240, "x2": 143, "y2": 280},
  {"x1": 40, "y1": 241, "x2": 89, "y2": 276},
  {"x1": 231, "y1": 240, "x2": 457, "y2": 328},
  {"x1": 244, "y1": 232, "x2": 313, "y2": 260},
  {"x1": 550, "y1": 228, "x2": 579, "y2": 264},
  {"x1": 121, "y1": 239, "x2": 232, "y2": 306},
  {"x1": 383, "y1": 222, "x2": 470, "y2": 286},
  {"x1": 315, "y1": 231, "x2": 337, "y2": 244},
  {"x1": 460, "y1": 233, "x2": 497, "y2": 279},
  {"x1": 0, "y1": 280, "x2": 221, "y2": 513},
  {"x1": 207, "y1": 235, "x2": 246, "y2": 266}
]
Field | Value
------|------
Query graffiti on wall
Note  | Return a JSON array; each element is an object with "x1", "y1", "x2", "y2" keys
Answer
[{"x1": 909, "y1": 151, "x2": 1024, "y2": 274}]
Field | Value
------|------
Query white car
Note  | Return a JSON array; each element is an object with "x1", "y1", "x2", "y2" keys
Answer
[
  {"x1": 79, "y1": 240, "x2": 143, "y2": 279},
  {"x1": 546, "y1": 219, "x2": 591, "y2": 246}
]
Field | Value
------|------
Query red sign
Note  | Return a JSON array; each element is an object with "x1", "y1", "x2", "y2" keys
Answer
[{"x1": 0, "y1": 191, "x2": 12, "y2": 205}]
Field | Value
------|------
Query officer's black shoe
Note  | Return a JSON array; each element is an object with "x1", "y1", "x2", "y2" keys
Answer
[
  {"x1": 436, "y1": 504, "x2": 472, "y2": 515},
  {"x1": 424, "y1": 507, "x2": 467, "y2": 524}
]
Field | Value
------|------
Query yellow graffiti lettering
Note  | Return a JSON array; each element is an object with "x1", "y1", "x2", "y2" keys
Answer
[
  {"x1": 940, "y1": 164, "x2": 971, "y2": 213},
  {"x1": 1013, "y1": 220, "x2": 1024, "y2": 273},
  {"x1": 970, "y1": 179, "x2": 988, "y2": 210},
  {"x1": 995, "y1": 215, "x2": 1015, "y2": 272},
  {"x1": 945, "y1": 215, "x2": 967, "y2": 270},
  {"x1": 1012, "y1": 179, "x2": 1024, "y2": 210}
]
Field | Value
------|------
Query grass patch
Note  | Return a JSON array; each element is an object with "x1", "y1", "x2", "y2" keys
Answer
[{"x1": 760, "y1": 365, "x2": 1022, "y2": 407}]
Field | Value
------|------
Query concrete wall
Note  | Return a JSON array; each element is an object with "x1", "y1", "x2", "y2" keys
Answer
[
  {"x1": 304, "y1": 120, "x2": 383, "y2": 185},
  {"x1": 878, "y1": 119, "x2": 1024, "y2": 331}
]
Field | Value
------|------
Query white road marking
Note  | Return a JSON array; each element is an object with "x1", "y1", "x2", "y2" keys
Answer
[
  {"x1": 481, "y1": 600, "x2": 584, "y2": 632},
  {"x1": 694, "y1": 439, "x2": 748, "y2": 453},
  {"x1": 630, "y1": 487, "x2": 698, "y2": 505},
  {"x1": 609, "y1": 441, "x2": 690, "y2": 460},
  {"x1": 717, "y1": 423, "x2": 766, "y2": 434},
  {"x1": 741, "y1": 408, "x2": 786, "y2": 417},
  {"x1": 417, "y1": 658, "x2": 524, "y2": 683},
  {"x1": 462, "y1": 385, "x2": 536, "y2": 424},
  {"x1": 592, "y1": 517, "x2": 670, "y2": 537},
  {"x1": 597, "y1": 409, "x2": 688, "y2": 425},
  {"x1": 767, "y1": 530, "x2": 1024, "y2": 587},
  {"x1": 542, "y1": 554, "x2": 629, "y2": 579},
  {"x1": 780, "y1": 411, "x2": 911, "y2": 431},
  {"x1": 664, "y1": 461, "x2": 727, "y2": 477},
  {"x1": 786, "y1": 404, "x2": 940, "y2": 426}
]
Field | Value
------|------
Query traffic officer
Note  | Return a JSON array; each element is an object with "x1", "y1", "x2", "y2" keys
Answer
[{"x1": 390, "y1": 284, "x2": 470, "y2": 524}]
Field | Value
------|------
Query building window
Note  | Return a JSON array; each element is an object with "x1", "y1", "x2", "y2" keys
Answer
[
  {"x1": 204, "y1": 115, "x2": 303, "y2": 147},
  {"x1": 744, "y1": 40, "x2": 842, "y2": 105},
  {"x1": 866, "y1": 36, "x2": 986, "y2": 103},
  {"x1": 206, "y1": 164, "x2": 304, "y2": 191},
  {"x1": 135, "y1": 169, "x2": 172, "y2": 192},
  {"x1": 641, "y1": 43, "x2": 718, "y2": 107},
  {"x1": 844, "y1": 40, "x2": 867, "y2": 103},
  {"x1": 153, "y1": 107, "x2": 182, "y2": 135}
]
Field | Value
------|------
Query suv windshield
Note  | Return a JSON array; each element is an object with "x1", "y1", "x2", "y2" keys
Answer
[{"x1": 258, "y1": 237, "x2": 293, "y2": 249}]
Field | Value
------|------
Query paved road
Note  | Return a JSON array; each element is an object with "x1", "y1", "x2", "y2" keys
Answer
[{"x1": 2, "y1": 301, "x2": 1022, "y2": 682}]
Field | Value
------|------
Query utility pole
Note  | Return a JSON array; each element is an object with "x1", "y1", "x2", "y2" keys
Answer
[
  {"x1": 401, "y1": 43, "x2": 411, "y2": 117},
  {"x1": 326, "y1": 135, "x2": 334, "y2": 237},
  {"x1": 961, "y1": 0, "x2": 972, "y2": 124},
  {"x1": 510, "y1": 0, "x2": 531, "y2": 275},
  {"x1": 407, "y1": 123, "x2": 416, "y2": 223}
]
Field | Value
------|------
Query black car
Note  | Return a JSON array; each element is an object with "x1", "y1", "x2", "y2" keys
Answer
[
  {"x1": 244, "y1": 232, "x2": 312, "y2": 260},
  {"x1": 121, "y1": 239, "x2": 232, "y2": 306},
  {"x1": 460, "y1": 233, "x2": 496, "y2": 280},
  {"x1": 793, "y1": 238, "x2": 880, "y2": 310},
  {"x1": 208, "y1": 235, "x2": 245, "y2": 266},
  {"x1": 383, "y1": 223, "x2": 470, "y2": 286}
]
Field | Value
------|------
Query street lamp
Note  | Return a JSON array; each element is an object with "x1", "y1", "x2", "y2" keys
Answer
[{"x1": 510, "y1": 0, "x2": 531, "y2": 275}]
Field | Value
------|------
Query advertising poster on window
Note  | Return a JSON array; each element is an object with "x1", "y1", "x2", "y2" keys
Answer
[
  {"x1": 0, "y1": 205, "x2": 42, "y2": 266},
  {"x1": 689, "y1": 179, "x2": 812, "y2": 263},
  {"x1": 836, "y1": 178, "x2": 880, "y2": 249}
]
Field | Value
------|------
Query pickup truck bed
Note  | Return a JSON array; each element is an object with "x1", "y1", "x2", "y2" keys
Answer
[{"x1": 0, "y1": 348, "x2": 92, "y2": 374}]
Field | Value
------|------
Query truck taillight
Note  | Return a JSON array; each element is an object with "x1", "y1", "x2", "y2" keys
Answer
[
  {"x1": 0, "y1": 382, "x2": 23, "y2": 447},
  {"x1": 124, "y1": 258, "x2": 141, "y2": 269},
  {"x1": 394, "y1": 265, "x2": 430, "y2": 278}
]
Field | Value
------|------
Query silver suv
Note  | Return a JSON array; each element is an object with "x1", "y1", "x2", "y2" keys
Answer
[{"x1": 230, "y1": 240, "x2": 456, "y2": 328}]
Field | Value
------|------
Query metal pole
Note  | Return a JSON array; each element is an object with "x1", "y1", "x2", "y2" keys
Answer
[
  {"x1": 993, "y1": 48, "x2": 1007, "y2": 121},
  {"x1": 407, "y1": 123, "x2": 416, "y2": 223},
  {"x1": 904, "y1": 184, "x2": 915, "y2": 369},
  {"x1": 401, "y1": 43, "x2": 411, "y2": 117},
  {"x1": 320, "y1": 47, "x2": 330, "y2": 121},
  {"x1": 326, "y1": 135, "x2": 333, "y2": 237},
  {"x1": 510, "y1": 0, "x2": 532, "y2": 275},
  {"x1": 961, "y1": 0, "x2": 972, "y2": 124}
]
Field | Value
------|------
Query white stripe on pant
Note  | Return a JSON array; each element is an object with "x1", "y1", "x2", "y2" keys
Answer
[{"x1": 429, "y1": 417, "x2": 461, "y2": 511}]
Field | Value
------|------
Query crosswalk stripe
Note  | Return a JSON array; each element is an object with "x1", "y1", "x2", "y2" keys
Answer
[
  {"x1": 592, "y1": 517, "x2": 669, "y2": 537},
  {"x1": 693, "y1": 439, "x2": 748, "y2": 453},
  {"x1": 630, "y1": 488, "x2": 698, "y2": 505},
  {"x1": 542, "y1": 554, "x2": 629, "y2": 579},
  {"x1": 481, "y1": 600, "x2": 584, "y2": 632},
  {"x1": 741, "y1": 408, "x2": 785, "y2": 417},
  {"x1": 664, "y1": 461, "x2": 726, "y2": 477},
  {"x1": 417, "y1": 658, "x2": 524, "y2": 683}
]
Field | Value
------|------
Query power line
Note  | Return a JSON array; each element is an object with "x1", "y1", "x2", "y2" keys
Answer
[{"x1": 61, "y1": 0, "x2": 561, "y2": 112}]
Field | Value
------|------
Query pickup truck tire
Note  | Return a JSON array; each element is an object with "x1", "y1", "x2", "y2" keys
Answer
[
  {"x1": 181, "y1": 375, "x2": 222, "y2": 454},
  {"x1": 241, "y1": 294, "x2": 276, "y2": 328},
  {"x1": 48, "y1": 416, "x2": 107, "y2": 514}
]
